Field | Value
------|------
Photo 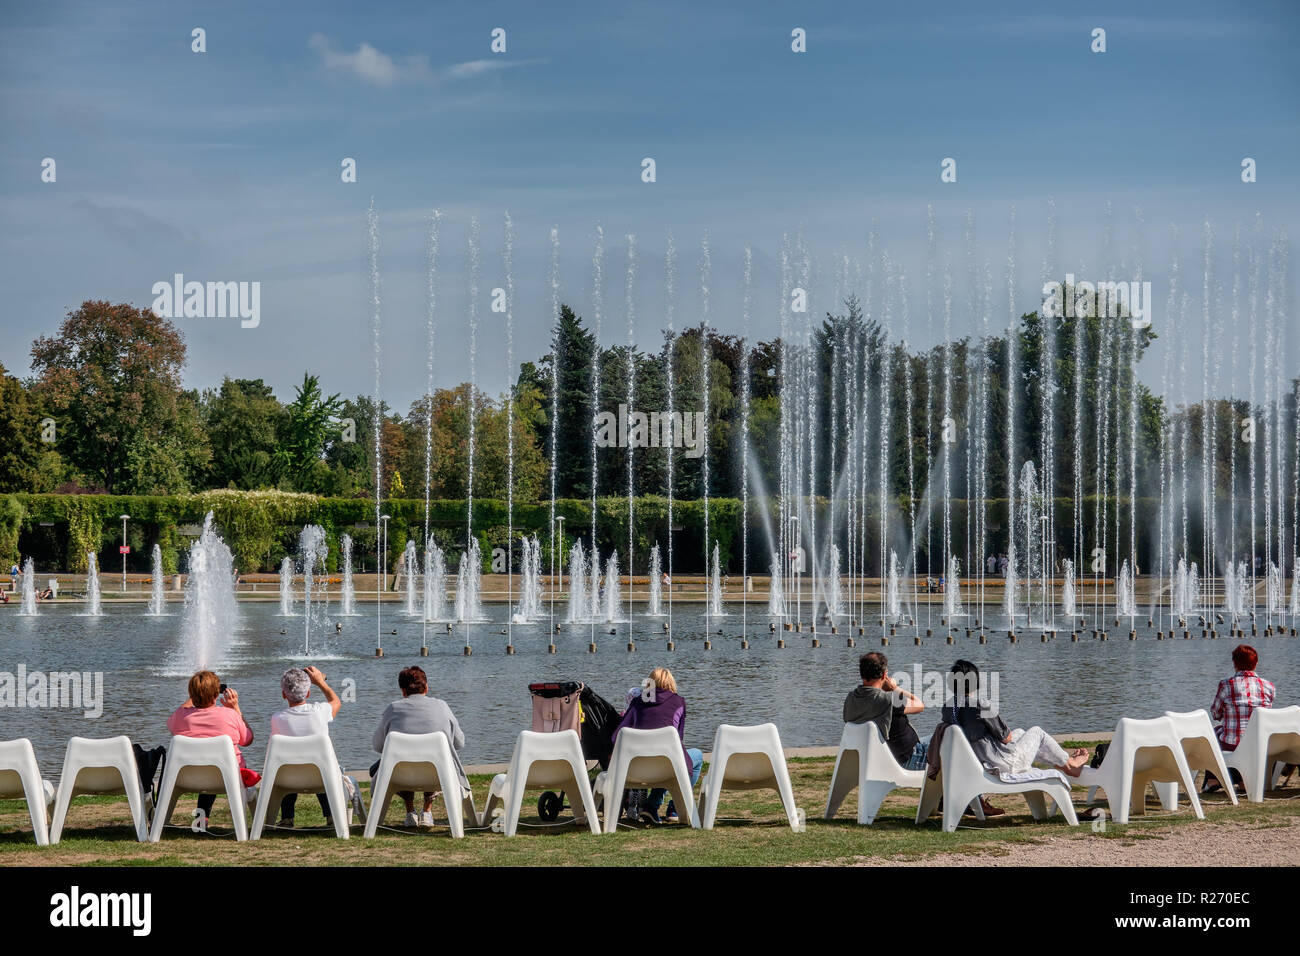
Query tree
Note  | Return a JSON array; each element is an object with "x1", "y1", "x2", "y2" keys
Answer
[
  {"x1": 201, "y1": 378, "x2": 287, "y2": 489},
  {"x1": 30, "y1": 301, "x2": 200, "y2": 493},
  {"x1": 0, "y1": 361, "x2": 62, "y2": 492},
  {"x1": 280, "y1": 372, "x2": 343, "y2": 492}
]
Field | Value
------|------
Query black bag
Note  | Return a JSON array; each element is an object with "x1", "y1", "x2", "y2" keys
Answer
[
  {"x1": 1089, "y1": 742, "x2": 1108, "y2": 769},
  {"x1": 133, "y1": 744, "x2": 166, "y2": 801},
  {"x1": 577, "y1": 685, "x2": 620, "y2": 769}
]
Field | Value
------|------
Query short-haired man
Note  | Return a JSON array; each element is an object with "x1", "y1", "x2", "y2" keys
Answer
[
  {"x1": 269, "y1": 665, "x2": 358, "y2": 828},
  {"x1": 843, "y1": 652, "x2": 894, "y2": 743},
  {"x1": 371, "y1": 665, "x2": 469, "y2": 828}
]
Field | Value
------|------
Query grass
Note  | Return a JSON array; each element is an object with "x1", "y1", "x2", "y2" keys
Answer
[{"x1": 3, "y1": 756, "x2": 1296, "y2": 867}]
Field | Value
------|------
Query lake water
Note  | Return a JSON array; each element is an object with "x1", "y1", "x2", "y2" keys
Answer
[{"x1": 2, "y1": 602, "x2": 1297, "y2": 775}]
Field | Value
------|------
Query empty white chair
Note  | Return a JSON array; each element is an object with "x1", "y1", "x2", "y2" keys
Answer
[
  {"x1": 364, "y1": 731, "x2": 479, "y2": 839},
  {"x1": 0, "y1": 738, "x2": 54, "y2": 846},
  {"x1": 149, "y1": 735, "x2": 252, "y2": 842},
  {"x1": 483, "y1": 729, "x2": 600, "y2": 837},
  {"x1": 50, "y1": 735, "x2": 150, "y2": 843},
  {"x1": 250, "y1": 734, "x2": 357, "y2": 839},
  {"x1": 697, "y1": 723, "x2": 799, "y2": 830},
  {"x1": 594, "y1": 726, "x2": 700, "y2": 832},
  {"x1": 1222, "y1": 705, "x2": 1300, "y2": 803},
  {"x1": 1077, "y1": 717, "x2": 1202, "y2": 824},
  {"x1": 1150, "y1": 710, "x2": 1238, "y2": 811},
  {"x1": 916, "y1": 727, "x2": 1079, "y2": 833},
  {"x1": 824, "y1": 722, "x2": 923, "y2": 825}
]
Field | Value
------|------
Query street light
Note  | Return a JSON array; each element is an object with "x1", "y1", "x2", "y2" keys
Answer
[
  {"x1": 556, "y1": 516, "x2": 566, "y2": 597},
  {"x1": 120, "y1": 514, "x2": 130, "y2": 594}
]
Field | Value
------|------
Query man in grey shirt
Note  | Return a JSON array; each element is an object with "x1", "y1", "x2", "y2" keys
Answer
[
  {"x1": 370, "y1": 665, "x2": 469, "y2": 828},
  {"x1": 843, "y1": 652, "x2": 894, "y2": 742}
]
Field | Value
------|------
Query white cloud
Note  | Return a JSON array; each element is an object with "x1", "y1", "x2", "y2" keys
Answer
[
  {"x1": 308, "y1": 33, "x2": 431, "y2": 85},
  {"x1": 444, "y1": 58, "x2": 547, "y2": 81}
]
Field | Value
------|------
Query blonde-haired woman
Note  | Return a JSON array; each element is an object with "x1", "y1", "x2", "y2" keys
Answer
[{"x1": 613, "y1": 666, "x2": 703, "y2": 824}]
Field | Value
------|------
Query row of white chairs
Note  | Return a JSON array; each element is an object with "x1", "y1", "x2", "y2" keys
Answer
[
  {"x1": 0, "y1": 721, "x2": 803, "y2": 844},
  {"x1": 825, "y1": 705, "x2": 1300, "y2": 832}
]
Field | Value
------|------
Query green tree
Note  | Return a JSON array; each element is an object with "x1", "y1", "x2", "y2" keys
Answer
[
  {"x1": 281, "y1": 373, "x2": 343, "y2": 492},
  {"x1": 201, "y1": 378, "x2": 287, "y2": 489},
  {"x1": 30, "y1": 300, "x2": 199, "y2": 493}
]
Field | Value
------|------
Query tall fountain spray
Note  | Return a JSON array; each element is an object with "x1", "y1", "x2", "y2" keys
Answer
[
  {"x1": 84, "y1": 553, "x2": 102, "y2": 616},
  {"x1": 514, "y1": 535, "x2": 542, "y2": 624},
  {"x1": 402, "y1": 540, "x2": 420, "y2": 616},
  {"x1": 767, "y1": 555, "x2": 784, "y2": 618},
  {"x1": 424, "y1": 539, "x2": 446, "y2": 622},
  {"x1": 566, "y1": 540, "x2": 590, "y2": 624},
  {"x1": 453, "y1": 539, "x2": 483, "y2": 624},
  {"x1": 148, "y1": 544, "x2": 165, "y2": 615},
  {"x1": 299, "y1": 525, "x2": 328, "y2": 655},
  {"x1": 173, "y1": 513, "x2": 239, "y2": 672},
  {"x1": 1061, "y1": 559, "x2": 1077, "y2": 619},
  {"x1": 648, "y1": 544, "x2": 664, "y2": 616},
  {"x1": 340, "y1": 534, "x2": 357, "y2": 616},
  {"x1": 1117, "y1": 559, "x2": 1137, "y2": 618},
  {"x1": 826, "y1": 544, "x2": 844, "y2": 620},
  {"x1": 278, "y1": 557, "x2": 294, "y2": 616},
  {"x1": 18, "y1": 557, "x2": 36, "y2": 615},
  {"x1": 943, "y1": 553, "x2": 963, "y2": 619},
  {"x1": 603, "y1": 551, "x2": 621, "y2": 623},
  {"x1": 708, "y1": 543, "x2": 723, "y2": 618}
]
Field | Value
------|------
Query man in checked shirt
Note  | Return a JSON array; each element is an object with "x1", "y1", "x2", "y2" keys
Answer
[{"x1": 1203, "y1": 644, "x2": 1276, "y2": 793}]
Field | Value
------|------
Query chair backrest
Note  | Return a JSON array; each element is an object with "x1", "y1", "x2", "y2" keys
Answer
[
  {"x1": 1242, "y1": 705, "x2": 1300, "y2": 758},
  {"x1": 1163, "y1": 709, "x2": 1216, "y2": 740},
  {"x1": 713, "y1": 723, "x2": 783, "y2": 785},
  {"x1": 265, "y1": 733, "x2": 339, "y2": 792},
  {"x1": 379, "y1": 731, "x2": 454, "y2": 790},
  {"x1": 611, "y1": 726, "x2": 681, "y2": 786},
  {"x1": 62, "y1": 736, "x2": 136, "y2": 794},
  {"x1": 167, "y1": 734, "x2": 239, "y2": 793},
  {"x1": 0, "y1": 738, "x2": 39, "y2": 799},
  {"x1": 939, "y1": 724, "x2": 986, "y2": 779},
  {"x1": 1109, "y1": 716, "x2": 1181, "y2": 775},
  {"x1": 508, "y1": 729, "x2": 586, "y2": 789}
]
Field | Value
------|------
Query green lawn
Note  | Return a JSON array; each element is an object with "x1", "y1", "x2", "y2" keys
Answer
[{"x1": 3, "y1": 755, "x2": 1295, "y2": 866}]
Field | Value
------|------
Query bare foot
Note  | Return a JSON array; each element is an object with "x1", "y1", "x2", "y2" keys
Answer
[{"x1": 1060, "y1": 750, "x2": 1090, "y2": 777}]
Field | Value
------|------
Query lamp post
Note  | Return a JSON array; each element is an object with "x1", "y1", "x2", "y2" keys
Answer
[
  {"x1": 556, "y1": 516, "x2": 566, "y2": 597},
  {"x1": 120, "y1": 514, "x2": 130, "y2": 594}
]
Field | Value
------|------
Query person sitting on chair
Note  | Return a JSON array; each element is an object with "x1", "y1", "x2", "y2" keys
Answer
[
  {"x1": 942, "y1": 659, "x2": 1089, "y2": 779},
  {"x1": 1203, "y1": 644, "x2": 1275, "y2": 793},
  {"x1": 843, "y1": 652, "x2": 895, "y2": 745},
  {"x1": 370, "y1": 665, "x2": 469, "y2": 828},
  {"x1": 166, "y1": 670, "x2": 259, "y2": 823},
  {"x1": 269, "y1": 666, "x2": 358, "y2": 828},
  {"x1": 614, "y1": 667, "x2": 702, "y2": 825}
]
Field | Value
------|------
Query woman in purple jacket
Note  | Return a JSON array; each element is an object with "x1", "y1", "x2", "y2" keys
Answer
[{"x1": 614, "y1": 667, "x2": 704, "y2": 824}]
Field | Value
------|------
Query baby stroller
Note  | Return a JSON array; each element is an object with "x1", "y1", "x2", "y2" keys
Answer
[{"x1": 528, "y1": 680, "x2": 619, "y2": 821}]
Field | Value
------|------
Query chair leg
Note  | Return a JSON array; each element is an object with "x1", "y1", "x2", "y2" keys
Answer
[
  {"x1": 149, "y1": 762, "x2": 181, "y2": 843},
  {"x1": 321, "y1": 771, "x2": 349, "y2": 839},
  {"x1": 363, "y1": 762, "x2": 392, "y2": 838},
  {"x1": 249, "y1": 773, "x2": 278, "y2": 840},
  {"x1": 859, "y1": 780, "x2": 895, "y2": 825},
  {"x1": 21, "y1": 772, "x2": 49, "y2": 846},
  {"x1": 221, "y1": 764, "x2": 248, "y2": 841},
  {"x1": 824, "y1": 750, "x2": 858, "y2": 820},
  {"x1": 773, "y1": 762, "x2": 800, "y2": 831},
  {"x1": 120, "y1": 770, "x2": 148, "y2": 842}
]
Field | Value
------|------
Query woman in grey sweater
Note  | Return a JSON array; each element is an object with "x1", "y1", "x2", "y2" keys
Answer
[{"x1": 370, "y1": 666, "x2": 470, "y2": 828}]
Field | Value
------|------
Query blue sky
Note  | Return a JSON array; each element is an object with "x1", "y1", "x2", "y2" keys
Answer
[{"x1": 1, "y1": 0, "x2": 1296, "y2": 407}]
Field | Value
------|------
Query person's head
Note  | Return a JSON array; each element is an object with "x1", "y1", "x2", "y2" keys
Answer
[
  {"x1": 1231, "y1": 644, "x2": 1259, "y2": 672},
  {"x1": 281, "y1": 667, "x2": 311, "y2": 704},
  {"x1": 398, "y1": 665, "x2": 428, "y2": 697},
  {"x1": 648, "y1": 667, "x2": 677, "y2": 694},
  {"x1": 858, "y1": 652, "x2": 888, "y2": 684},
  {"x1": 948, "y1": 659, "x2": 980, "y2": 701},
  {"x1": 188, "y1": 670, "x2": 221, "y2": 708}
]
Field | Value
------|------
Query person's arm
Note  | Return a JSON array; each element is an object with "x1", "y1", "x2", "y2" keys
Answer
[
  {"x1": 219, "y1": 688, "x2": 254, "y2": 744},
  {"x1": 448, "y1": 707, "x2": 465, "y2": 751},
  {"x1": 372, "y1": 704, "x2": 392, "y2": 753},
  {"x1": 304, "y1": 666, "x2": 341, "y2": 718},
  {"x1": 1210, "y1": 680, "x2": 1227, "y2": 721}
]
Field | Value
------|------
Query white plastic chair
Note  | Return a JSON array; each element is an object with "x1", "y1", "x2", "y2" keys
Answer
[
  {"x1": 1222, "y1": 705, "x2": 1300, "y2": 803},
  {"x1": 1149, "y1": 710, "x2": 1238, "y2": 811},
  {"x1": 250, "y1": 734, "x2": 358, "y2": 839},
  {"x1": 697, "y1": 723, "x2": 800, "y2": 830},
  {"x1": 824, "y1": 722, "x2": 924, "y2": 825},
  {"x1": 149, "y1": 735, "x2": 252, "y2": 842},
  {"x1": 594, "y1": 727, "x2": 700, "y2": 832},
  {"x1": 364, "y1": 731, "x2": 479, "y2": 838},
  {"x1": 916, "y1": 727, "x2": 1079, "y2": 833},
  {"x1": 482, "y1": 729, "x2": 601, "y2": 837},
  {"x1": 0, "y1": 738, "x2": 54, "y2": 846},
  {"x1": 50, "y1": 735, "x2": 150, "y2": 843},
  {"x1": 1077, "y1": 717, "x2": 1202, "y2": 824}
]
